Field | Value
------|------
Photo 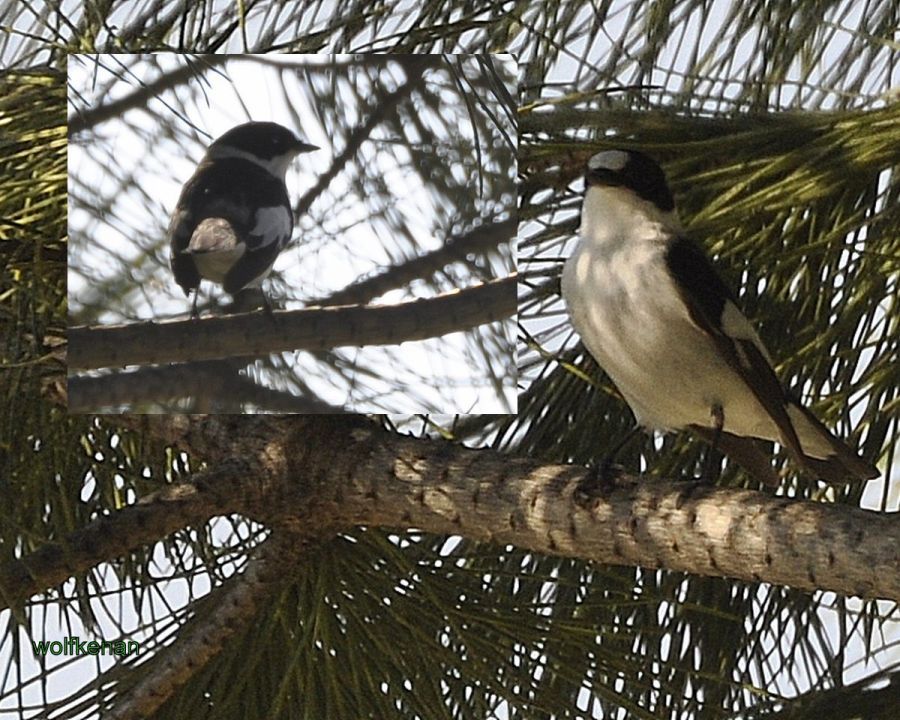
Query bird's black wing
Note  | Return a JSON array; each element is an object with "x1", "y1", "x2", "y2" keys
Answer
[
  {"x1": 168, "y1": 157, "x2": 291, "y2": 295},
  {"x1": 664, "y1": 235, "x2": 806, "y2": 463}
]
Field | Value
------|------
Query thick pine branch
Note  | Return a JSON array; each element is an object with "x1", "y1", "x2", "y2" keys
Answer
[
  {"x1": 8, "y1": 415, "x2": 897, "y2": 614},
  {"x1": 67, "y1": 361, "x2": 346, "y2": 413},
  {"x1": 67, "y1": 277, "x2": 515, "y2": 369}
]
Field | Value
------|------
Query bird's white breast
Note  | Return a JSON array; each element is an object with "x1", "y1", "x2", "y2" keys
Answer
[{"x1": 561, "y1": 189, "x2": 775, "y2": 436}]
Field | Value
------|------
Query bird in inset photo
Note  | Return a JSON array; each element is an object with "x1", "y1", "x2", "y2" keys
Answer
[{"x1": 169, "y1": 121, "x2": 318, "y2": 316}]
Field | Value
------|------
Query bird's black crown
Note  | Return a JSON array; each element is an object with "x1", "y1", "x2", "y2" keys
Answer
[
  {"x1": 585, "y1": 149, "x2": 675, "y2": 212},
  {"x1": 210, "y1": 121, "x2": 317, "y2": 160}
]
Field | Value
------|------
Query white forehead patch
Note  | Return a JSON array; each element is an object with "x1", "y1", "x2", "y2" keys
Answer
[{"x1": 588, "y1": 150, "x2": 630, "y2": 171}]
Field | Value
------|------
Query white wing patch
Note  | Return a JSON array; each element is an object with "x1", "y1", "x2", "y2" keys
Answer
[
  {"x1": 720, "y1": 301, "x2": 755, "y2": 339},
  {"x1": 249, "y1": 206, "x2": 292, "y2": 249},
  {"x1": 721, "y1": 300, "x2": 774, "y2": 364}
]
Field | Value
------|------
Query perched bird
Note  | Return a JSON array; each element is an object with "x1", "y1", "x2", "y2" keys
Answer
[
  {"x1": 169, "y1": 121, "x2": 318, "y2": 315},
  {"x1": 561, "y1": 149, "x2": 878, "y2": 484}
]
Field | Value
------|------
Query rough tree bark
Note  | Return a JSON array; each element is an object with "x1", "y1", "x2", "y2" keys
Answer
[{"x1": 6, "y1": 414, "x2": 897, "y2": 718}]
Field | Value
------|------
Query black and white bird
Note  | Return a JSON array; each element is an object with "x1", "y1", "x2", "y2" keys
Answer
[
  {"x1": 561, "y1": 149, "x2": 878, "y2": 484},
  {"x1": 169, "y1": 121, "x2": 318, "y2": 315}
]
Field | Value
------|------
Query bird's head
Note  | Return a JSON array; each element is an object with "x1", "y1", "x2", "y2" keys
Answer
[{"x1": 207, "y1": 121, "x2": 318, "y2": 178}]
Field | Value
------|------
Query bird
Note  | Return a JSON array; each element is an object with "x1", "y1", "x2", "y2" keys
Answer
[
  {"x1": 168, "y1": 121, "x2": 318, "y2": 315},
  {"x1": 560, "y1": 148, "x2": 878, "y2": 485}
]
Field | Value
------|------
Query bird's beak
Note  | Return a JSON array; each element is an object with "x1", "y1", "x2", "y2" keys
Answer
[{"x1": 295, "y1": 141, "x2": 319, "y2": 154}]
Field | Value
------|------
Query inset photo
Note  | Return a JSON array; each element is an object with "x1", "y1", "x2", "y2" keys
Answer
[{"x1": 67, "y1": 54, "x2": 516, "y2": 414}]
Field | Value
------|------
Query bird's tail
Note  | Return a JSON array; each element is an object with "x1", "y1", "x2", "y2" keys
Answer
[{"x1": 786, "y1": 402, "x2": 879, "y2": 483}]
